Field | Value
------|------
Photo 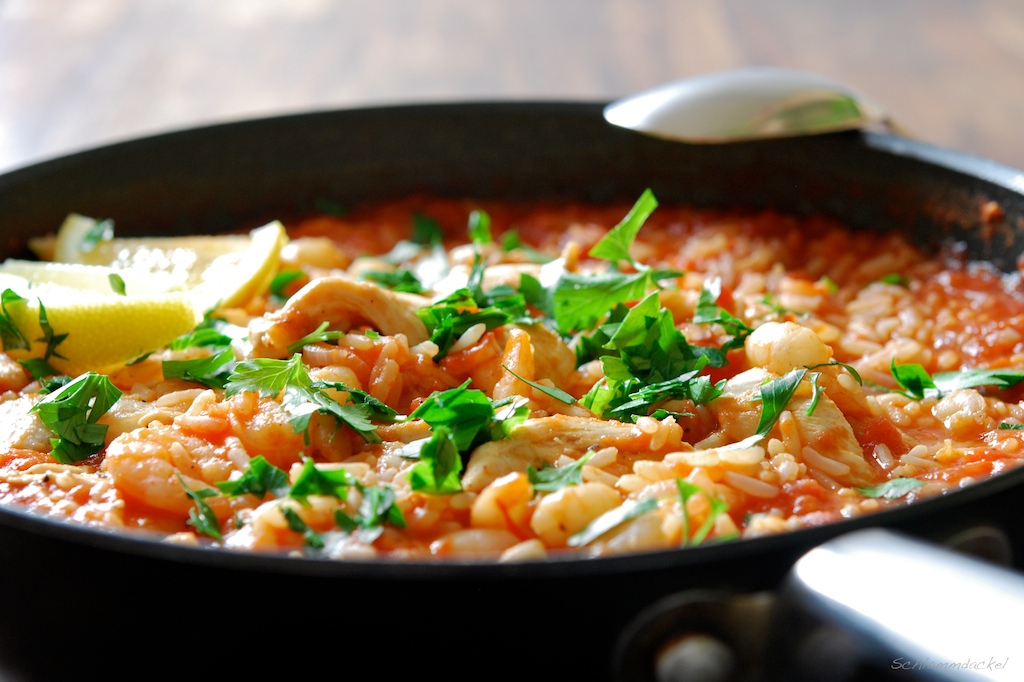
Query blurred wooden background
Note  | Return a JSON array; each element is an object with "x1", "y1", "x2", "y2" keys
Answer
[{"x1": 1, "y1": 0, "x2": 1023, "y2": 173}]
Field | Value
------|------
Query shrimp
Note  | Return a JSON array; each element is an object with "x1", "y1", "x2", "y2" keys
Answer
[
  {"x1": 248, "y1": 276, "x2": 430, "y2": 358},
  {"x1": 470, "y1": 471, "x2": 534, "y2": 538},
  {"x1": 745, "y1": 321, "x2": 831, "y2": 374},
  {"x1": 101, "y1": 422, "x2": 245, "y2": 517},
  {"x1": 529, "y1": 482, "x2": 621, "y2": 548},
  {"x1": 223, "y1": 391, "x2": 307, "y2": 470},
  {"x1": 0, "y1": 354, "x2": 30, "y2": 393}
]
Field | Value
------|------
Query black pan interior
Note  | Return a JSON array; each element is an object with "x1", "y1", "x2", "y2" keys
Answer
[{"x1": 1, "y1": 102, "x2": 1023, "y2": 681}]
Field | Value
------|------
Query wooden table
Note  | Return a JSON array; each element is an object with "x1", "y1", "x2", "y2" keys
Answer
[{"x1": 2, "y1": 0, "x2": 1023, "y2": 172}]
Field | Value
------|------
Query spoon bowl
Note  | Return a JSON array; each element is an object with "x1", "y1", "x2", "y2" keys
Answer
[{"x1": 604, "y1": 67, "x2": 894, "y2": 143}]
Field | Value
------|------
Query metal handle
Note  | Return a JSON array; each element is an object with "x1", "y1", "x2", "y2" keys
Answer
[{"x1": 614, "y1": 528, "x2": 1023, "y2": 681}]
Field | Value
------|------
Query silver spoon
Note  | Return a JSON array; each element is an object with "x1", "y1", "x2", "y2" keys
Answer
[{"x1": 603, "y1": 66, "x2": 899, "y2": 143}]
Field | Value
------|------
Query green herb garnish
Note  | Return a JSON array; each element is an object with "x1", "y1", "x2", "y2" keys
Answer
[
  {"x1": 407, "y1": 425, "x2": 463, "y2": 494},
  {"x1": 224, "y1": 354, "x2": 389, "y2": 443},
  {"x1": 162, "y1": 349, "x2": 235, "y2": 389},
  {"x1": 855, "y1": 477, "x2": 925, "y2": 499},
  {"x1": 269, "y1": 270, "x2": 306, "y2": 301},
  {"x1": 178, "y1": 474, "x2": 223, "y2": 540},
  {"x1": 280, "y1": 506, "x2": 324, "y2": 548},
  {"x1": 30, "y1": 372, "x2": 122, "y2": 463},
  {"x1": 501, "y1": 364, "x2": 576, "y2": 404},
  {"x1": 216, "y1": 455, "x2": 290, "y2": 499},
  {"x1": 528, "y1": 452, "x2": 593, "y2": 492},
  {"x1": 108, "y1": 273, "x2": 126, "y2": 296},
  {"x1": 677, "y1": 478, "x2": 729, "y2": 547},
  {"x1": 0, "y1": 289, "x2": 29, "y2": 351},
  {"x1": 753, "y1": 368, "x2": 806, "y2": 436},
  {"x1": 566, "y1": 496, "x2": 659, "y2": 547}
]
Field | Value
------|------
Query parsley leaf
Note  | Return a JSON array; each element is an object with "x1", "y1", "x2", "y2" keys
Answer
[
  {"x1": 566, "y1": 496, "x2": 658, "y2": 547},
  {"x1": 407, "y1": 380, "x2": 496, "y2": 452},
  {"x1": 335, "y1": 485, "x2": 407, "y2": 542},
  {"x1": 407, "y1": 425, "x2": 463, "y2": 494},
  {"x1": 693, "y1": 277, "x2": 753, "y2": 350},
  {"x1": 889, "y1": 361, "x2": 938, "y2": 400},
  {"x1": 18, "y1": 358, "x2": 59, "y2": 380},
  {"x1": 162, "y1": 349, "x2": 235, "y2": 389},
  {"x1": 280, "y1": 506, "x2": 324, "y2": 548},
  {"x1": 30, "y1": 372, "x2": 122, "y2": 463},
  {"x1": 580, "y1": 292, "x2": 725, "y2": 420},
  {"x1": 269, "y1": 270, "x2": 306, "y2": 301},
  {"x1": 754, "y1": 368, "x2": 806, "y2": 436},
  {"x1": 289, "y1": 456, "x2": 361, "y2": 501},
  {"x1": 528, "y1": 452, "x2": 593, "y2": 492},
  {"x1": 178, "y1": 473, "x2": 223, "y2": 540},
  {"x1": 500, "y1": 364, "x2": 575, "y2": 404},
  {"x1": 468, "y1": 209, "x2": 492, "y2": 246},
  {"x1": 108, "y1": 273, "x2": 126, "y2": 296},
  {"x1": 224, "y1": 354, "x2": 387, "y2": 443},
  {"x1": 169, "y1": 312, "x2": 245, "y2": 351},
  {"x1": 35, "y1": 302, "x2": 68, "y2": 361},
  {"x1": 855, "y1": 477, "x2": 925, "y2": 499},
  {"x1": 500, "y1": 230, "x2": 551, "y2": 264},
  {"x1": 0, "y1": 289, "x2": 30, "y2": 351},
  {"x1": 286, "y1": 320, "x2": 344, "y2": 354},
  {"x1": 889, "y1": 362, "x2": 1024, "y2": 400},
  {"x1": 417, "y1": 285, "x2": 532, "y2": 360},
  {"x1": 362, "y1": 269, "x2": 426, "y2": 294},
  {"x1": 677, "y1": 478, "x2": 730, "y2": 546},
  {"x1": 216, "y1": 455, "x2": 290, "y2": 499},
  {"x1": 879, "y1": 273, "x2": 910, "y2": 286},
  {"x1": 588, "y1": 188, "x2": 658, "y2": 266},
  {"x1": 552, "y1": 269, "x2": 652, "y2": 335}
]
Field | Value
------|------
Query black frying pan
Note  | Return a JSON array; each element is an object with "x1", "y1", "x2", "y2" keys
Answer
[{"x1": 1, "y1": 103, "x2": 1023, "y2": 682}]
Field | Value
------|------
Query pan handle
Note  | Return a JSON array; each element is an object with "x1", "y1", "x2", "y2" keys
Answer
[
  {"x1": 615, "y1": 528, "x2": 1023, "y2": 681},
  {"x1": 769, "y1": 528, "x2": 1020, "y2": 681}
]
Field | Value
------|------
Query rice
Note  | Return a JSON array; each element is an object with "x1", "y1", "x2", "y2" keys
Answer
[{"x1": 3, "y1": 195, "x2": 1024, "y2": 560}]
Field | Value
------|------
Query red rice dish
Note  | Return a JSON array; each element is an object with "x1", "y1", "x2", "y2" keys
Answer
[{"x1": 2, "y1": 194, "x2": 1024, "y2": 560}]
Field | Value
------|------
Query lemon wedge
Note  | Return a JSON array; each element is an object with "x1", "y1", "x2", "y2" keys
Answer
[
  {"x1": 0, "y1": 216, "x2": 289, "y2": 373},
  {"x1": 0, "y1": 272, "x2": 202, "y2": 374},
  {"x1": 52, "y1": 216, "x2": 288, "y2": 312}
]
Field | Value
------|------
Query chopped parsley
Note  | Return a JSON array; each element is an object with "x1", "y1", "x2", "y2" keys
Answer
[
  {"x1": 499, "y1": 230, "x2": 551, "y2": 264},
  {"x1": 500, "y1": 364, "x2": 575, "y2": 404},
  {"x1": 468, "y1": 209, "x2": 492, "y2": 246},
  {"x1": 108, "y1": 273, "x2": 126, "y2": 296},
  {"x1": 693, "y1": 277, "x2": 753, "y2": 351},
  {"x1": 224, "y1": 354, "x2": 394, "y2": 443},
  {"x1": 286, "y1": 320, "x2": 345, "y2": 354},
  {"x1": 178, "y1": 474, "x2": 222, "y2": 540},
  {"x1": 889, "y1": 361, "x2": 1024, "y2": 400},
  {"x1": 753, "y1": 368, "x2": 806, "y2": 436},
  {"x1": 30, "y1": 371, "x2": 122, "y2": 464},
  {"x1": 162, "y1": 349, "x2": 235, "y2": 389},
  {"x1": 407, "y1": 425, "x2": 463, "y2": 494},
  {"x1": 855, "y1": 477, "x2": 925, "y2": 499},
  {"x1": 528, "y1": 452, "x2": 593, "y2": 492},
  {"x1": 580, "y1": 292, "x2": 725, "y2": 421},
  {"x1": 677, "y1": 478, "x2": 730, "y2": 547},
  {"x1": 216, "y1": 455, "x2": 290, "y2": 499},
  {"x1": 566, "y1": 496, "x2": 659, "y2": 547},
  {"x1": 281, "y1": 506, "x2": 324, "y2": 548},
  {"x1": 0, "y1": 289, "x2": 29, "y2": 351},
  {"x1": 269, "y1": 269, "x2": 306, "y2": 301},
  {"x1": 362, "y1": 269, "x2": 426, "y2": 294}
]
